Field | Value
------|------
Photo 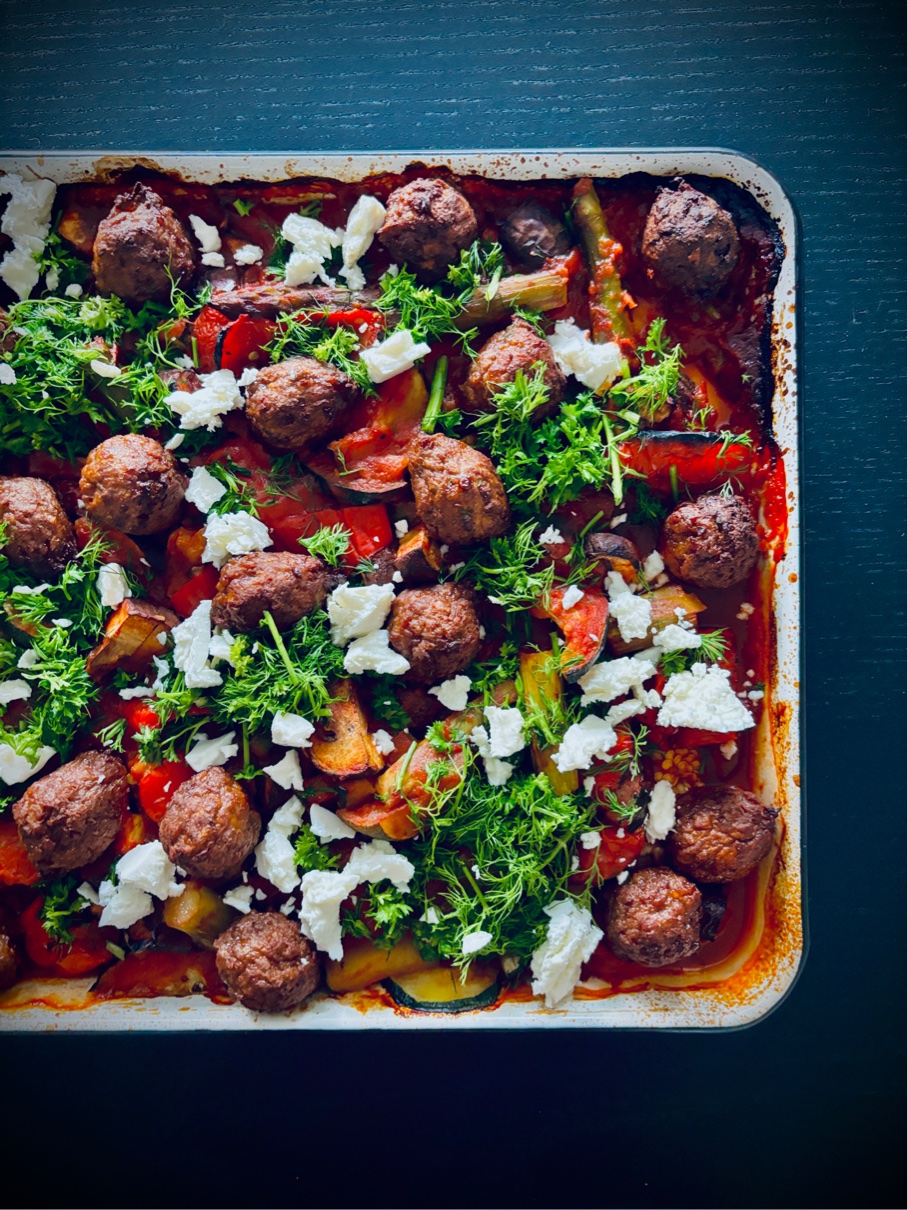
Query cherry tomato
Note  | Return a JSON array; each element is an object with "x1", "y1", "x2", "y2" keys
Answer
[{"x1": 0, "y1": 819, "x2": 40, "y2": 887}]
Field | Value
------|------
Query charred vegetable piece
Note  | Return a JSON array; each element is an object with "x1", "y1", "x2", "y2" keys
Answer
[
  {"x1": 394, "y1": 523, "x2": 443, "y2": 584},
  {"x1": 457, "y1": 265, "x2": 568, "y2": 326},
  {"x1": 584, "y1": 532, "x2": 641, "y2": 585},
  {"x1": 325, "y1": 934, "x2": 435, "y2": 994},
  {"x1": 618, "y1": 430, "x2": 755, "y2": 491},
  {"x1": 519, "y1": 650, "x2": 579, "y2": 795},
  {"x1": 310, "y1": 679, "x2": 385, "y2": 779},
  {"x1": 85, "y1": 599, "x2": 179, "y2": 679},
  {"x1": 607, "y1": 583, "x2": 706, "y2": 656},
  {"x1": 93, "y1": 950, "x2": 227, "y2": 1000},
  {"x1": 538, "y1": 585, "x2": 610, "y2": 683},
  {"x1": 571, "y1": 178, "x2": 633, "y2": 346},
  {"x1": 162, "y1": 881, "x2": 238, "y2": 949},
  {"x1": 385, "y1": 961, "x2": 500, "y2": 1012}
]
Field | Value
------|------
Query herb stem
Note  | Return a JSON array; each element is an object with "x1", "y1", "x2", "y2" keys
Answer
[
  {"x1": 262, "y1": 610, "x2": 296, "y2": 681},
  {"x1": 422, "y1": 355, "x2": 448, "y2": 434},
  {"x1": 460, "y1": 859, "x2": 489, "y2": 910}
]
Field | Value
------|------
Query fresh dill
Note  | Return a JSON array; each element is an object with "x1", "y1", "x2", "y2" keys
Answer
[
  {"x1": 364, "y1": 673, "x2": 411, "y2": 732},
  {"x1": 609, "y1": 317, "x2": 683, "y2": 421},
  {"x1": 658, "y1": 630, "x2": 729, "y2": 675},
  {"x1": 455, "y1": 520, "x2": 555, "y2": 612},
  {"x1": 299, "y1": 522, "x2": 351, "y2": 567},
  {"x1": 294, "y1": 824, "x2": 342, "y2": 873},
  {"x1": 37, "y1": 877, "x2": 90, "y2": 946},
  {"x1": 266, "y1": 311, "x2": 375, "y2": 396}
]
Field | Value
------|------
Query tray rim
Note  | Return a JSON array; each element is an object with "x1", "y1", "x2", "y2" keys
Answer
[{"x1": 0, "y1": 147, "x2": 803, "y2": 1032}]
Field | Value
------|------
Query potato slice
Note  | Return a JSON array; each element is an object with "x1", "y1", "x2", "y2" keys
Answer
[
  {"x1": 86, "y1": 599, "x2": 179, "y2": 679},
  {"x1": 310, "y1": 679, "x2": 384, "y2": 778}
]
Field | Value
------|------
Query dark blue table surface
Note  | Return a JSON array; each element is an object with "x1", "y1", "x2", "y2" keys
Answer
[{"x1": 0, "y1": 3, "x2": 904, "y2": 1208}]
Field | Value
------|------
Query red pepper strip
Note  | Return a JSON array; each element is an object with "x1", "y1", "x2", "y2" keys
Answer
[{"x1": 0, "y1": 819, "x2": 40, "y2": 887}]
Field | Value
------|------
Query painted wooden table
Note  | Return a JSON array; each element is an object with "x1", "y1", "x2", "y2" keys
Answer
[{"x1": 0, "y1": 2, "x2": 903, "y2": 1207}]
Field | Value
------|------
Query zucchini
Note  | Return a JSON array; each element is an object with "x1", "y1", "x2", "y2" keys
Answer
[
  {"x1": 325, "y1": 934, "x2": 434, "y2": 993},
  {"x1": 519, "y1": 649, "x2": 579, "y2": 795},
  {"x1": 607, "y1": 583, "x2": 706, "y2": 656},
  {"x1": 385, "y1": 961, "x2": 500, "y2": 1013}
]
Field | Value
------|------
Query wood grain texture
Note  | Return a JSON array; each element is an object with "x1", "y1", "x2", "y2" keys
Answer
[{"x1": 0, "y1": 2, "x2": 904, "y2": 1208}]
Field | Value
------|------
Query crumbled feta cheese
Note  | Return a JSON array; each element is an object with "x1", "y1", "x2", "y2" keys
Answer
[
  {"x1": 644, "y1": 780, "x2": 677, "y2": 843},
  {"x1": 10, "y1": 583, "x2": 51, "y2": 596},
  {"x1": 234, "y1": 243, "x2": 264, "y2": 265},
  {"x1": 299, "y1": 839, "x2": 415, "y2": 959},
  {"x1": 16, "y1": 650, "x2": 37, "y2": 669},
  {"x1": 605, "y1": 698, "x2": 645, "y2": 726},
  {"x1": 552, "y1": 715, "x2": 618, "y2": 773},
  {"x1": 282, "y1": 213, "x2": 342, "y2": 286},
  {"x1": 561, "y1": 584, "x2": 585, "y2": 611},
  {"x1": 309, "y1": 802, "x2": 357, "y2": 843},
  {"x1": 391, "y1": 570, "x2": 403, "y2": 584},
  {"x1": 0, "y1": 174, "x2": 56, "y2": 299},
  {"x1": 185, "y1": 465, "x2": 227, "y2": 513},
  {"x1": 483, "y1": 705, "x2": 526, "y2": 758},
  {"x1": 370, "y1": 728, "x2": 396, "y2": 757},
  {"x1": 719, "y1": 739, "x2": 739, "y2": 760},
  {"x1": 118, "y1": 685, "x2": 152, "y2": 701},
  {"x1": 237, "y1": 366, "x2": 259, "y2": 388},
  {"x1": 64, "y1": 282, "x2": 83, "y2": 298},
  {"x1": 530, "y1": 900, "x2": 603, "y2": 1008},
  {"x1": 0, "y1": 363, "x2": 16, "y2": 385},
  {"x1": 339, "y1": 194, "x2": 386, "y2": 289},
  {"x1": 653, "y1": 623, "x2": 702, "y2": 652},
  {"x1": 420, "y1": 906, "x2": 440, "y2": 925},
  {"x1": 580, "y1": 831, "x2": 601, "y2": 850},
  {"x1": 98, "y1": 880, "x2": 153, "y2": 930},
  {"x1": 470, "y1": 725, "x2": 516, "y2": 786},
  {"x1": 201, "y1": 252, "x2": 225, "y2": 268},
  {"x1": 116, "y1": 840, "x2": 182, "y2": 899},
  {"x1": 163, "y1": 432, "x2": 185, "y2": 451},
  {"x1": 0, "y1": 678, "x2": 31, "y2": 705},
  {"x1": 748, "y1": 689, "x2": 765, "y2": 702},
  {"x1": 271, "y1": 712, "x2": 315, "y2": 749},
  {"x1": 166, "y1": 367, "x2": 244, "y2": 432},
  {"x1": 394, "y1": 518, "x2": 409, "y2": 539},
  {"x1": 583, "y1": 775, "x2": 596, "y2": 796},
  {"x1": 255, "y1": 795, "x2": 304, "y2": 891},
  {"x1": 76, "y1": 881, "x2": 100, "y2": 906},
  {"x1": 52, "y1": 618, "x2": 72, "y2": 628},
  {"x1": 616, "y1": 870, "x2": 630, "y2": 885},
  {"x1": 90, "y1": 358, "x2": 121, "y2": 379},
  {"x1": 328, "y1": 581, "x2": 395, "y2": 645},
  {"x1": 605, "y1": 571, "x2": 652, "y2": 642},
  {"x1": 172, "y1": 599, "x2": 223, "y2": 689},
  {"x1": 658, "y1": 663, "x2": 755, "y2": 732},
  {"x1": 202, "y1": 510, "x2": 272, "y2": 568},
  {"x1": 428, "y1": 675, "x2": 471, "y2": 712},
  {"x1": 344, "y1": 629, "x2": 410, "y2": 676},
  {"x1": 189, "y1": 214, "x2": 222, "y2": 254},
  {"x1": 185, "y1": 731, "x2": 238, "y2": 772},
  {"x1": 360, "y1": 329, "x2": 431, "y2": 384},
  {"x1": 547, "y1": 320, "x2": 625, "y2": 392},
  {"x1": 578, "y1": 655, "x2": 658, "y2": 706},
  {"x1": 97, "y1": 562, "x2": 132, "y2": 609},
  {"x1": 0, "y1": 742, "x2": 55, "y2": 785},
  {"x1": 222, "y1": 885, "x2": 254, "y2": 913},
  {"x1": 642, "y1": 550, "x2": 665, "y2": 581},
  {"x1": 263, "y1": 749, "x2": 304, "y2": 791},
  {"x1": 461, "y1": 929, "x2": 493, "y2": 956},
  {"x1": 208, "y1": 629, "x2": 236, "y2": 665},
  {"x1": 44, "y1": 265, "x2": 60, "y2": 291},
  {"x1": 609, "y1": 512, "x2": 628, "y2": 529},
  {"x1": 538, "y1": 525, "x2": 564, "y2": 547}
]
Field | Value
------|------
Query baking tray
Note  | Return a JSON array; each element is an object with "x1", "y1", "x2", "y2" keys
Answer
[{"x1": 0, "y1": 149, "x2": 802, "y2": 1031}]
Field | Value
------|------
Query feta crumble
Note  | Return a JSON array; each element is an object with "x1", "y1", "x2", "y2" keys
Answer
[
  {"x1": 552, "y1": 715, "x2": 618, "y2": 773},
  {"x1": 185, "y1": 465, "x2": 227, "y2": 513},
  {"x1": 0, "y1": 678, "x2": 31, "y2": 705},
  {"x1": 0, "y1": 742, "x2": 54, "y2": 786},
  {"x1": 461, "y1": 930, "x2": 493, "y2": 956},
  {"x1": 483, "y1": 705, "x2": 526, "y2": 758},
  {"x1": 547, "y1": 320, "x2": 625, "y2": 392},
  {"x1": 644, "y1": 780, "x2": 677, "y2": 843},
  {"x1": 0, "y1": 174, "x2": 56, "y2": 299},
  {"x1": 605, "y1": 571, "x2": 652, "y2": 643},
  {"x1": 642, "y1": 550, "x2": 665, "y2": 581},
  {"x1": 657, "y1": 663, "x2": 755, "y2": 733},
  {"x1": 339, "y1": 194, "x2": 386, "y2": 290},
  {"x1": 530, "y1": 900, "x2": 603, "y2": 1008},
  {"x1": 561, "y1": 584, "x2": 585, "y2": 611},
  {"x1": 271, "y1": 712, "x2": 315, "y2": 749},
  {"x1": 282, "y1": 213, "x2": 342, "y2": 286},
  {"x1": 653, "y1": 623, "x2": 702, "y2": 652},
  {"x1": 97, "y1": 562, "x2": 132, "y2": 609},
  {"x1": 0, "y1": 363, "x2": 17, "y2": 385},
  {"x1": 327, "y1": 582, "x2": 395, "y2": 645},
  {"x1": 165, "y1": 368, "x2": 244, "y2": 432},
  {"x1": 255, "y1": 795, "x2": 304, "y2": 892},
  {"x1": 538, "y1": 525, "x2": 564, "y2": 546},
  {"x1": 370, "y1": 728, "x2": 396, "y2": 757},
  {"x1": 201, "y1": 252, "x2": 225, "y2": 268},
  {"x1": 172, "y1": 599, "x2": 223, "y2": 689},
  {"x1": 428, "y1": 675, "x2": 471, "y2": 712},
  {"x1": 578, "y1": 655, "x2": 658, "y2": 706},
  {"x1": 360, "y1": 329, "x2": 431, "y2": 384},
  {"x1": 394, "y1": 518, "x2": 409, "y2": 539},
  {"x1": 98, "y1": 841, "x2": 182, "y2": 929},
  {"x1": 580, "y1": 831, "x2": 601, "y2": 850},
  {"x1": 263, "y1": 749, "x2": 304, "y2": 791},
  {"x1": 202, "y1": 510, "x2": 272, "y2": 568},
  {"x1": 189, "y1": 214, "x2": 222, "y2": 254},
  {"x1": 234, "y1": 243, "x2": 264, "y2": 265},
  {"x1": 344, "y1": 629, "x2": 410, "y2": 676},
  {"x1": 309, "y1": 802, "x2": 356, "y2": 842},
  {"x1": 222, "y1": 885, "x2": 255, "y2": 914},
  {"x1": 185, "y1": 731, "x2": 238, "y2": 772}
]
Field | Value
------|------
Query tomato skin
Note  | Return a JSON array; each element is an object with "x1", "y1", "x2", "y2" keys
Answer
[
  {"x1": 21, "y1": 899, "x2": 112, "y2": 976},
  {"x1": 0, "y1": 819, "x2": 41, "y2": 887},
  {"x1": 137, "y1": 761, "x2": 193, "y2": 824},
  {"x1": 121, "y1": 701, "x2": 161, "y2": 733},
  {"x1": 115, "y1": 812, "x2": 156, "y2": 856},
  {"x1": 192, "y1": 305, "x2": 233, "y2": 373},
  {"x1": 199, "y1": 437, "x2": 272, "y2": 474},
  {"x1": 676, "y1": 728, "x2": 738, "y2": 748},
  {"x1": 266, "y1": 503, "x2": 392, "y2": 564},
  {"x1": 342, "y1": 505, "x2": 393, "y2": 561},
  {"x1": 74, "y1": 518, "x2": 147, "y2": 577},
  {"x1": 570, "y1": 825, "x2": 646, "y2": 887},
  {"x1": 169, "y1": 564, "x2": 220, "y2": 618},
  {"x1": 218, "y1": 315, "x2": 277, "y2": 375}
]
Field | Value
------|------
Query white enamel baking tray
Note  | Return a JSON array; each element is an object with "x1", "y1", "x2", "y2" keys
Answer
[{"x1": 0, "y1": 150, "x2": 802, "y2": 1031}]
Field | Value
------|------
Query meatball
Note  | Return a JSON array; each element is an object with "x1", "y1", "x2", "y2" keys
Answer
[
  {"x1": 641, "y1": 182, "x2": 740, "y2": 296},
  {"x1": 79, "y1": 434, "x2": 186, "y2": 536},
  {"x1": 159, "y1": 767, "x2": 260, "y2": 881},
  {"x1": 499, "y1": 199, "x2": 572, "y2": 270},
  {"x1": 12, "y1": 751, "x2": 128, "y2": 875},
  {"x1": 244, "y1": 357, "x2": 359, "y2": 451},
  {"x1": 0, "y1": 927, "x2": 19, "y2": 991},
  {"x1": 92, "y1": 183, "x2": 196, "y2": 304},
  {"x1": 377, "y1": 178, "x2": 478, "y2": 281},
  {"x1": 0, "y1": 476, "x2": 76, "y2": 577},
  {"x1": 667, "y1": 786, "x2": 778, "y2": 884},
  {"x1": 211, "y1": 552, "x2": 335, "y2": 632},
  {"x1": 662, "y1": 492, "x2": 759, "y2": 590},
  {"x1": 607, "y1": 866, "x2": 703, "y2": 968},
  {"x1": 388, "y1": 583, "x2": 482, "y2": 683},
  {"x1": 407, "y1": 433, "x2": 510, "y2": 546},
  {"x1": 461, "y1": 318, "x2": 567, "y2": 415},
  {"x1": 215, "y1": 911, "x2": 320, "y2": 1013}
]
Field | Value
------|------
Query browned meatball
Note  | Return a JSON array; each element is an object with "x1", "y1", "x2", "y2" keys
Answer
[
  {"x1": 499, "y1": 199, "x2": 572, "y2": 270},
  {"x1": 662, "y1": 492, "x2": 759, "y2": 590},
  {"x1": 79, "y1": 434, "x2": 186, "y2": 536},
  {"x1": 398, "y1": 685, "x2": 444, "y2": 729},
  {"x1": 0, "y1": 927, "x2": 19, "y2": 991},
  {"x1": 12, "y1": 751, "x2": 128, "y2": 875},
  {"x1": 607, "y1": 866, "x2": 703, "y2": 968},
  {"x1": 215, "y1": 911, "x2": 319, "y2": 1013},
  {"x1": 641, "y1": 182, "x2": 740, "y2": 296},
  {"x1": 0, "y1": 476, "x2": 76, "y2": 577},
  {"x1": 210, "y1": 552, "x2": 335, "y2": 632},
  {"x1": 92, "y1": 183, "x2": 196, "y2": 304},
  {"x1": 408, "y1": 433, "x2": 510, "y2": 546},
  {"x1": 244, "y1": 357, "x2": 359, "y2": 451},
  {"x1": 461, "y1": 318, "x2": 567, "y2": 415},
  {"x1": 159, "y1": 767, "x2": 261, "y2": 881},
  {"x1": 388, "y1": 583, "x2": 482, "y2": 683},
  {"x1": 378, "y1": 178, "x2": 478, "y2": 281},
  {"x1": 667, "y1": 786, "x2": 778, "y2": 884}
]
